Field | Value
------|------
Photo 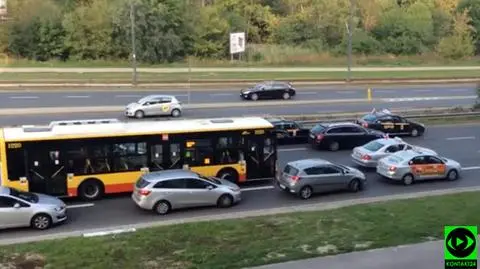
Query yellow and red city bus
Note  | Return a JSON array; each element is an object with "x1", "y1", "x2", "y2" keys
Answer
[{"x1": 0, "y1": 117, "x2": 277, "y2": 200}]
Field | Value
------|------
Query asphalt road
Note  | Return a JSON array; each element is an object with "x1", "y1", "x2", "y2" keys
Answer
[
  {"x1": 0, "y1": 124, "x2": 478, "y2": 243},
  {"x1": 0, "y1": 83, "x2": 476, "y2": 108},
  {"x1": 0, "y1": 98, "x2": 476, "y2": 126}
]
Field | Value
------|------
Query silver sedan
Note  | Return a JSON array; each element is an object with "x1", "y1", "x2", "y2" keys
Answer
[
  {"x1": 0, "y1": 187, "x2": 67, "y2": 230},
  {"x1": 351, "y1": 137, "x2": 437, "y2": 168},
  {"x1": 376, "y1": 150, "x2": 462, "y2": 185},
  {"x1": 125, "y1": 95, "x2": 183, "y2": 118}
]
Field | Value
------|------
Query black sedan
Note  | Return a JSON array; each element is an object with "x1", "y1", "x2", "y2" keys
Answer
[
  {"x1": 355, "y1": 109, "x2": 426, "y2": 137},
  {"x1": 240, "y1": 81, "x2": 296, "y2": 101},
  {"x1": 308, "y1": 122, "x2": 386, "y2": 151},
  {"x1": 268, "y1": 118, "x2": 310, "y2": 144}
]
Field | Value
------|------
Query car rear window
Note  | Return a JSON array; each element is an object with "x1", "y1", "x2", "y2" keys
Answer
[
  {"x1": 361, "y1": 114, "x2": 377, "y2": 122},
  {"x1": 135, "y1": 177, "x2": 150, "y2": 188},
  {"x1": 311, "y1": 124, "x2": 326, "y2": 133},
  {"x1": 283, "y1": 165, "x2": 299, "y2": 176},
  {"x1": 363, "y1": 141, "x2": 385, "y2": 152}
]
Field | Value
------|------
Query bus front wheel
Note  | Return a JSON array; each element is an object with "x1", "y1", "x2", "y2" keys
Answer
[
  {"x1": 216, "y1": 168, "x2": 239, "y2": 184},
  {"x1": 78, "y1": 179, "x2": 104, "y2": 201}
]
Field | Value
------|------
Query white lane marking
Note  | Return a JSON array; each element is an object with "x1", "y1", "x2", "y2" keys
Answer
[
  {"x1": 446, "y1": 136, "x2": 476, "y2": 141},
  {"x1": 278, "y1": 147, "x2": 308, "y2": 152},
  {"x1": 317, "y1": 110, "x2": 343, "y2": 114},
  {"x1": 375, "y1": 90, "x2": 395, "y2": 93},
  {"x1": 242, "y1": 186, "x2": 275, "y2": 192},
  {"x1": 297, "y1": 92, "x2": 318, "y2": 95},
  {"x1": 335, "y1": 90, "x2": 356, "y2": 94},
  {"x1": 64, "y1": 95, "x2": 91, "y2": 98},
  {"x1": 413, "y1": 89, "x2": 433, "y2": 92},
  {"x1": 115, "y1": 95, "x2": 142, "y2": 98},
  {"x1": 66, "y1": 203, "x2": 95, "y2": 209},
  {"x1": 83, "y1": 228, "x2": 136, "y2": 238},
  {"x1": 9, "y1": 96, "x2": 39, "y2": 99},
  {"x1": 450, "y1": 89, "x2": 469, "y2": 92},
  {"x1": 384, "y1": 95, "x2": 476, "y2": 102},
  {"x1": 463, "y1": 166, "x2": 480, "y2": 171},
  {"x1": 209, "y1": 93, "x2": 233, "y2": 97}
]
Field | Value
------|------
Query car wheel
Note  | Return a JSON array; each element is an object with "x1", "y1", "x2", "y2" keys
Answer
[
  {"x1": 402, "y1": 174, "x2": 414, "y2": 185},
  {"x1": 216, "y1": 169, "x2": 239, "y2": 184},
  {"x1": 217, "y1": 194, "x2": 234, "y2": 208},
  {"x1": 299, "y1": 186, "x2": 313, "y2": 199},
  {"x1": 31, "y1": 214, "x2": 52, "y2": 230},
  {"x1": 411, "y1": 128, "x2": 419, "y2": 137},
  {"x1": 251, "y1": 93, "x2": 258, "y2": 101},
  {"x1": 78, "y1": 179, "x2": 104, "y2": 201},
  {"x1": 348, "y1": 179, "x2": 362, "y2": 192},
  {"x1": 329, "y1": 141, "x2": 340, "y2": 151},
  {"x1": 446, "y1": 169, "x2": 459, "y2": 181},
  {"x1": 154, "y1": 200, "x2": 171, "y2": 215},
  {"x1": 171, "y1": 109, "x2": 181, "y2": 117},
  {"x1": 282, "y1": 92, "x2": 290, "y2": 100},
  {"x1": 135, "y1": 110, "x2": 145, "y2": 119}
]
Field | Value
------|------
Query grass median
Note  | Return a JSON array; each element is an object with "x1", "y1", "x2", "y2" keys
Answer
[
  {"x1": 1, "y1": 191, "x2": 479, "y2": 269},
  {"x1": 0, "y1": 69, "x2": 480, "y2": 84}
]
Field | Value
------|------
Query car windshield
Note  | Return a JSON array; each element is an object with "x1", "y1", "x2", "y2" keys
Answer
[
  {"x1": 311, "y1": 124, "x2": 326, "y2": 133},
  {"x1": 363, "y1": 141, "x2": 385, "y2": 152},
  {"x1": 9, "y1": 188, "x2": 38, "y2": 203},
  {"x1": 253, "y1": 84, "x2": 265, "y2": 90},
  {"x1": 361, "y1": 114, "x2": 377, "y2": 122},
  {"x1": 199, "y1": 175, "x2": 222, "y2": 184}
]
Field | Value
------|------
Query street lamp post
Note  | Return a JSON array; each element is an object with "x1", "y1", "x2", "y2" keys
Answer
[
  {"x1": 347, "y1": 0, "x2": 354, "y2": 82},
  {"x1": 130, "y1": 0, "x2": 137, "y2": 85}
]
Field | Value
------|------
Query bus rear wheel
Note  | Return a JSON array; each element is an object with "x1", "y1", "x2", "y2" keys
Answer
[
  {"x1": 216, "y1": 168, "x2": 239, "y2": 184},
  {"x1": 78, "y1": 179, "x2": 104, "y2": 201}
]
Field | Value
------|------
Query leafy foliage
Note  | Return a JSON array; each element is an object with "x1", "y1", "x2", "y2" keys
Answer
[{"x1": 1, "y1": 0, "x2": 479, "y2": 63}]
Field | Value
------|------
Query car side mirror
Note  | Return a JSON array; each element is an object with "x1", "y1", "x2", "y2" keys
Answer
[
  {"x1": 206, "y1": 185, "x2": 214, "y2": 190},
  {"x1": 13, "y1": 203, "x2": 21, "y2": 209}
]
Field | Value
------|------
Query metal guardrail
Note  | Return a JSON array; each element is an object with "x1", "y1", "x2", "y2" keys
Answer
[{"x1": 293, "y1": 111, "x2": 480, "y2": 125}]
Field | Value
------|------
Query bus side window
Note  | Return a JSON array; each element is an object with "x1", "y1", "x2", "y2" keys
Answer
[
  {"x1": 66, "y1": 146, "x2": 89, "y2": 175},
  {"x1": 112, "y1": 142, "x2": 147, "y2": 172},
  {"x1": 184, "y1": 139, "x2": 213, "y2": 166},
  {"x1": 215, "y1": 137, "x2": 240, "y2": 164},
  {"x1": 6, "y1": 148, "x2": 26, "y2": 181},
  {"x1": 89, "y1": 145, "x2": 111, "y2": 173}
]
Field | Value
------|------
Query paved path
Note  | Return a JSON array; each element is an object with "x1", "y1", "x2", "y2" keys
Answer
[
  {"x1": 246, "y1": 240, "x2": 446, "y2": 269},
  {"x1": 0, "y1": 66, "x2": 480, "y2": 73}
]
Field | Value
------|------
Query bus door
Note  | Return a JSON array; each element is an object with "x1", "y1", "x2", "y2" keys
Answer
[
  {"x1": 245, "y1": 135, "x2": 276, "y2": 180},
  {"x1": 149, "y1": 138, "x2": 183, "y2": 171},
  {"x1": 27, "y1": 147, "x2": 67, "y2": 196}
]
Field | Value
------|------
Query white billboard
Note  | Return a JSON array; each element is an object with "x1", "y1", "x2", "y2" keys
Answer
[{"x1": 229, "y1": 32, "x2": 245, "y2": 54}]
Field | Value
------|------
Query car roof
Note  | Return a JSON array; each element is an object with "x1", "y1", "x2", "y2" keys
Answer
[
  {"x1": 369, "y1": 137, "x2": 405, "y2": 146},
  {"x1": 140, "y1": 95, "x2": 176, "y2": 101},
  {"x1": 287, "y1": 158, "x2": 332, "y2": 169},
  {"x1": 141, "y1": 169, "x2": 199, "y2": 182},
  {"x1": 323, "y1": 122, "x2": 360, "y2": 128},
  {"x1": 392, "y1": 149, "x2": 433, "y2": 159}
]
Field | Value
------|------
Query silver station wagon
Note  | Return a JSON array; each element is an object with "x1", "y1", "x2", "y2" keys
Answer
[
  {"x1": 0, "y1": 187, "x2": 67, "y2": 230},
  {"x1": 125, "y1": 94, "x2": 183, "y2": 118},
  {"x1": 132, "y1": 169, "x2": 242, "y2": 215},
  {"x1": 376, "y1": 150, "x2": 462, "y2": 185},
  {"x1": 351, "y1": 137, "x2": 437, "y2": 168},
  {"x1": 276, "y1": 158, "x2": 367, "y2": 199}
]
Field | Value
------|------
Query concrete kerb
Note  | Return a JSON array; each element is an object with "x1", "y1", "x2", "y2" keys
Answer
[{"x1": 1, "y1": 186, "x2": 479, "y2": 246}]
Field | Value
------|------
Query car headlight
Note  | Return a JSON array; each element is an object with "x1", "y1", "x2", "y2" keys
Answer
[{"x1": 54, "y1": 206, "x2": 64, "y2": 212}]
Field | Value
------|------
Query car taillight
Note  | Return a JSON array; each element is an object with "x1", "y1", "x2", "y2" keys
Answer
[
  {"x1": 362, "y1": 122, "x2": 369, "y2": 128},
  {"x1": 291, "y1": 175, "x2": 301, "y2": 182},
  {"x1": 388, "y1": 166, "x2": 397, "y2": 172},
  {"x1": 361, "y1": 154, "x2": 371, "y2": 160},
  {"x1": 138, "y1": 189, "x2": 151, "y2": 196},
  {"x1": 316, "y1": 134, "x2": 324, "y2": 140}
]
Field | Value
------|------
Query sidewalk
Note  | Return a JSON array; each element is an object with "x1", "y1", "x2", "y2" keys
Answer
[{"x1": 245, "y1": 240, "x2": 445, "y2": 269}]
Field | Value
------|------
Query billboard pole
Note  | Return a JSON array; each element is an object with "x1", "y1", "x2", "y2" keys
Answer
[{"x1": 130, "y1": 0, "x2": 138, "y2": 86}]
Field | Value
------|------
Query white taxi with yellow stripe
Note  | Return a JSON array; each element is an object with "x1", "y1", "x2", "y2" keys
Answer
[
  {"x1": 125, "y1": 95, "x2": 183, "y2": 119},
  {"x1": 376, "y1": 149, "x2": 462, "y2": 185}
]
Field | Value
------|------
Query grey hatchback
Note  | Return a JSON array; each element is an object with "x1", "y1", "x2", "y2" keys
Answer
[
  {"x1": 276, "y1": 159, "x2": 367, "y2": 199},
  {"x1": 132, "y1": 169, "x2": 242, "y2": 215}
]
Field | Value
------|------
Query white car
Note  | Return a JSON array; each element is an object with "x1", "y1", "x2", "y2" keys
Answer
[
  {"x1": 125, "y1": 95, "x2": 183, "y2": 118},
  {"x1": 351, "y1": 137, "x2": 437, "y2": 168}
]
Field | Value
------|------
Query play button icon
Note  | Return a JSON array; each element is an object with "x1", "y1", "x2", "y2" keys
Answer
[{"x1": 446, "y1": 227, "x2": 477, "y2": 258}]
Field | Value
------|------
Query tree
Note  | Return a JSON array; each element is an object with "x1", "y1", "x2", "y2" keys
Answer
[
  {"x1": 458, "y1": 0, "x2": 480, "y2": 53},
  {"x1": 437, "y1": 10, "x2": 475, "y2": 59},
  {"x1": 191, "y1": 5, "x2": 229, "y2": 57}
]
